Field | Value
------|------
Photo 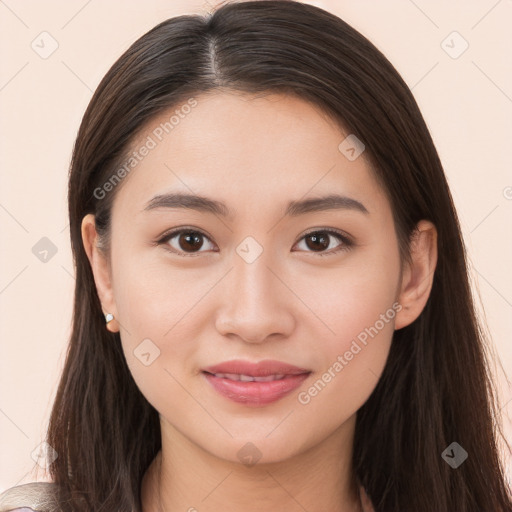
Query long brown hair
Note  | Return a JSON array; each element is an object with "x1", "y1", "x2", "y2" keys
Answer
[{"x1": 43, "y1": 1, "x2": 512, "y2": 510}]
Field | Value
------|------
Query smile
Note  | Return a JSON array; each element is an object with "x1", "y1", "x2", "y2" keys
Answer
[{"x1": 201, "y1": 371, "x2": 311, "y2": 406}]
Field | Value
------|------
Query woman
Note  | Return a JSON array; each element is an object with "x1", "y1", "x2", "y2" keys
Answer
[{"x1": 1, "y1": 1, "x2": 510, "y2": 511}]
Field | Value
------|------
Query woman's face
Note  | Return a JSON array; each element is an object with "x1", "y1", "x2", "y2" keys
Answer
[{"x1": 94, "y1": 91, "x2": 404, "y2": 463}]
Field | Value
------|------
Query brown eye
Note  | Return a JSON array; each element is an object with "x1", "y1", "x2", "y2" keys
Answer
[
  {"x1": 157, "y1": 227, "x2": 353, "y2": 258},
  {"x1": 295, "y1": 229, "x2": 353, "y2": 256},
  {"x1": 304, "y1": 232, "x2": 330, "y2": 252},
  {"x1": 177, "y1": 232, "x2": 204, "y2": 252},
  {"x1": 159, "y1": 229, "x2": 215, "y2": 257}
]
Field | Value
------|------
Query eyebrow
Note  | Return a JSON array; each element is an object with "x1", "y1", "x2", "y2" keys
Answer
[{"x1": 142, "y1": 192, "x2": 369, "y2": 219}]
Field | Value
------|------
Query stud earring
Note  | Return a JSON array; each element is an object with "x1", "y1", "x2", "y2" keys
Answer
[{"x1": 104, "y1": 313, "x2": 114, "y2": 324}]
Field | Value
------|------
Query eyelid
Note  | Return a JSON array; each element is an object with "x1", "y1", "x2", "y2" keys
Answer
[
  {"x1": 156, "y1": 226, "x2": 354, "y2": 257},
  {"x1": 299, "y1": 227, "x2": 353, "y2": 244}
]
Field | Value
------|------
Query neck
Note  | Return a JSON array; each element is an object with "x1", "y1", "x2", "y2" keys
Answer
[{"x1": 141, "y1": 414, "x2": 363, "y2": 512}]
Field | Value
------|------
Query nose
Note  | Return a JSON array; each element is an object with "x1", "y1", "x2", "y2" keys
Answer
[{"x1": 215, "y1": 249, "x2": 295, "y2": 344}]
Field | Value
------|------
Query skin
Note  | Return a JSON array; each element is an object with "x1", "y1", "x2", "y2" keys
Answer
[{"x1": 82, "y1": 91, "x2": 437, "y2": 512}]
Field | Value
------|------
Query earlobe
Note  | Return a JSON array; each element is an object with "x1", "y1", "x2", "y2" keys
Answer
[
  {"x1": 81, "y1": 214, "x2": 120, "y2": 333},
  {"x1": 394, "y1": 220, "x2": 438, "y2": 330}
]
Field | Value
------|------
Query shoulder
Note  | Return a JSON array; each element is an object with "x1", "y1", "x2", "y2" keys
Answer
[
  {"x1": 359, "y1": 484, "x2": 375, "y2": 512},
  {"x1": 0, "y1": 482, "x2": 60, "y2": 512}
]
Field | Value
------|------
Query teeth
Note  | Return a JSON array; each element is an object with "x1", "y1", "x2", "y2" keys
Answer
[{"x1": 213, "y1": 373, "x2": 286, "y2": 382}]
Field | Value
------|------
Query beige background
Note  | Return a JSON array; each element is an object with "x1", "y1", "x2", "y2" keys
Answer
[{"x1": 1, "y1": 0, "x2": 511, "y2": 492}]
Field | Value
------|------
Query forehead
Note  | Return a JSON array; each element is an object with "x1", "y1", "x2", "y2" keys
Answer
[{"x1": 110, "y1": 91, "x2": 386, "y2": 221}]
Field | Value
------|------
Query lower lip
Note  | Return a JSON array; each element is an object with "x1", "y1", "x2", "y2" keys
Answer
[{"x1": 202, "y1": 371, "x2": 311, "y2": 407}]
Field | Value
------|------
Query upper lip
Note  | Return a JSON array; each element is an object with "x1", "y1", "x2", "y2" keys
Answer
[{"x1": 202, "y1": 359, "x2": 311, "y2": 377}]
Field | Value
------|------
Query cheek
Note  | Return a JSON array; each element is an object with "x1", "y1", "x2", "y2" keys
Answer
[
  {"x1": 113, "y1": 250, "x2": 204, "y2": 338},
  {"x1": 114, "y1": 280, "x2": 199, "y2": 418},
  {"x1": 293, "y1": 290, "x2": 396, "y2": 428},
  {"x1": 300, "y1": 242, "x2": 400, "y2": 390},
  {"x1": 112, "y1": 255, "x2": 203, "y2": 399}
]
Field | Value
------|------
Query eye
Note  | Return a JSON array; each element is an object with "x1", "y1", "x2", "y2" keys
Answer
[
  {"x1": 157, "y1": 228, "x2": 216, "y2": 257},
  {"x1": 156, "y1": 227, "x2": 353, "y2": 257},
  {"x1": 293, "y1": 229, "x2": 353, "y2": 256}
]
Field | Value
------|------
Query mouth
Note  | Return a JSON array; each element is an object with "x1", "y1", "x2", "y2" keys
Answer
[
  {"x1": 200, "y1": 359, "x2": 312, "y2": 407},
  {"x1": 204, "y1": 372, "x2": 290, "y2": 382}
]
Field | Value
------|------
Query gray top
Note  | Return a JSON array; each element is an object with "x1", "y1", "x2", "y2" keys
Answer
[
  {"x1": 0, "y1": 481, "x2": 375, "y2": 511},
  {"x1": 0, "y1": 482, "x2": 58, "y2": 512}
]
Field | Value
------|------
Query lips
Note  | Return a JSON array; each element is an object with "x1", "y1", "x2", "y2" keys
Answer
[{"x1": 201, "y1": 359, "x2": 311, "y2": 407}]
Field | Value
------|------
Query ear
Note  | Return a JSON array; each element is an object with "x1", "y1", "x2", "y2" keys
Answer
[
  {"x1": 394, "y1": 220, "x2": 438, "y2": 330},
  {"x1": 81, "y1": 214, "x2": 120, "y2": 333}
]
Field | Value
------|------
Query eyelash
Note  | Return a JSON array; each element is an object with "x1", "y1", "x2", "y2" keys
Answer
[{"x1": 155, "y1": 227, "x2": 354, "y2": 258}]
